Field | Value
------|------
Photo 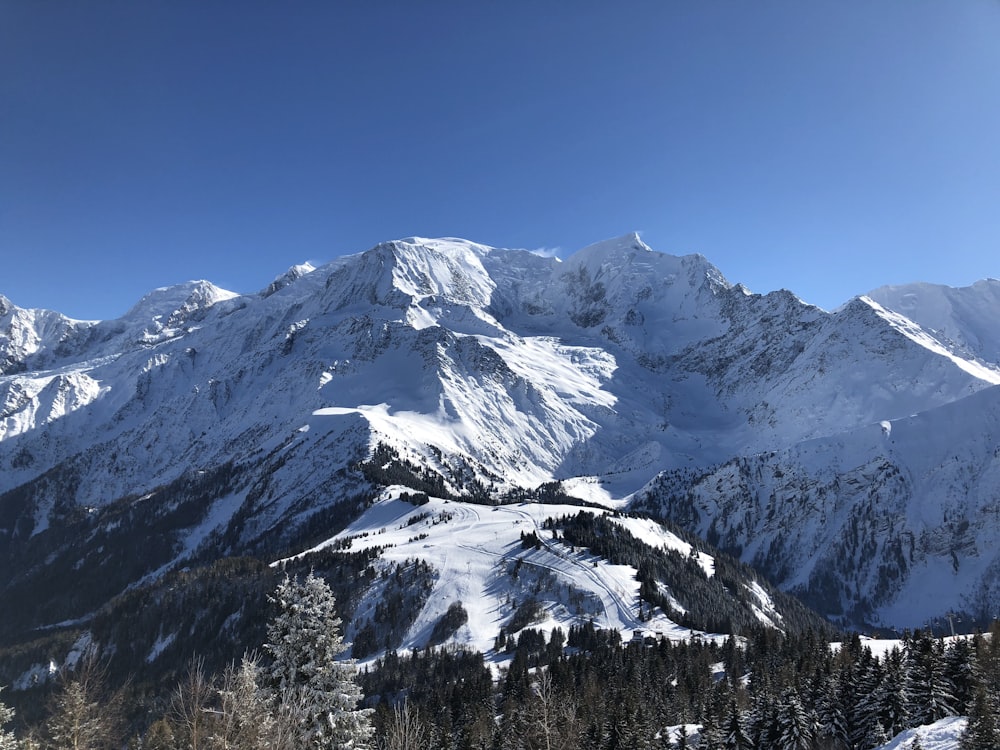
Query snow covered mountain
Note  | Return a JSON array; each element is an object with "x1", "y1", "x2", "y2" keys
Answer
[
  {"x1": 866, "y1": 279, "x2": 1000, "y2": 367},
  {"x1": 1, "y1": 234, "x2": 999, "y2": 669},
  {"x1": 634, "y1": 382, "x2": 1000, "y2": 628}
]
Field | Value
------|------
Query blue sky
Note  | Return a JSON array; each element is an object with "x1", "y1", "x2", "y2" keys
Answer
[{"x1": 2, "y1": 1, "x2": 999, "y2": 319}]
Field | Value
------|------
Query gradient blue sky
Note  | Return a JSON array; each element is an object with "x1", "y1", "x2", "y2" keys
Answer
[{"x1": 2, "y1": 1, "x2": 999, "y2": 319}]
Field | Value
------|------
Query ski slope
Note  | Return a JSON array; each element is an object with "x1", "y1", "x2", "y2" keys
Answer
[{"x1": 277, "y1": 489, "x2": 730, "y2": 661}]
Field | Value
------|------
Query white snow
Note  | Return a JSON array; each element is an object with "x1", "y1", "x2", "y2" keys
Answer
[
  {"x1": 859, "y1": 296, "x2": 1000, "y2": 385},
  {"x1": 608, "y1": 516, "x2": 715, "y2": 577},
  {"x1": 873, "y1": 716, "x2": 968, "y2": 750},
  {"x1": 3, "y1": 234, "x2": 1000, "y2": 635},
  {"x1": 11, "y1": 659, "x2": 58, "y2": 690},
  {"x1": 146, "y1": 631, "x2": 177, "y2": 663},
  {"x1": 868, "y1": 278, "x2": 1000, "y2": 367},
  {"x1": 275, "y1": 491, "x2": 723, "y2": 662}
]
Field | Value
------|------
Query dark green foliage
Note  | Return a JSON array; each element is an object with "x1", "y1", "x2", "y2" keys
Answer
[
  {"x1": 358, "y1": 443, "x2": 453, "y2": 498},
  {"x1": 362, "y1": 647, "x2": 495, "y2": 748},
  {"x1": 0, "y1": 463, "x2": 240, "y2": 643},
  {"x1": 519, "y1": 530, "x2": 542, "y2": 549},
  {"x1": 427, "y1": 602, "x2": 469, "y2": 647},
  {"x1": 5, "y1": 617, "x2": 999, "y2": 749},
  {"x1": 399, "y1": 491, "x2": 430, "y2": 506},
  {"x1": 549, "y1": 511, "x2": 838, "y2": 638},
  {"x1": 0, "y1": 546, "x2": 382, "y2": 734},
  {"x1": 508, "y1": 598, "x2": 546, "y2": 633},
  {"x1": 350, "y1": 559, "x2": 436, "y2": 659},
  {"x1": 960, "y1": 685, "x2": 1000, "y2": 750},
  {"x1": 91, "y1": 557, "x2": 275, "y2": 683}
]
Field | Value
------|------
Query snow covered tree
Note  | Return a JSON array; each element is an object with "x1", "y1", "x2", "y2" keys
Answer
[
  {"x1": 943, "y1": 638, "x2": 981, "y2": 714},
  {"x1": 47, "y1": 680, "x2": 103, "y2": 750},
  {"x1": 813, "y1": 678, "x2": 848, "y2": 750},
  {"x1": 873, "y1": 646, "x2": 910, "y2": 740},
  {"x1": 744, "y1": 701, "x2": 777, "y2": 749},
  {"x1": 775, "y1": 688, "x2": 814, "y2": 750},
  {"x1": 959, "y1": 686, "x2": 1000, "y2": 750},
  {"x1": 213, "y1": 654, "x2": 275, "y2": 750},
  {"x1": 264, "y1": 571, "x2": 373, "y2": 749},
  {"x1": 904, "y1": 633, "x2": 956, "y2": 725},
  {"x1": 45, "y1": 655, "x2": 120, "y2": 750},
  {"x1": 697, "y1": 713, "x2": 726, "y2": 750},
  {"x1": 846, "y1": 651, "x2": 881, "y2": 749},
  {"x1": 723, "y1": 700, "x2": 751, "y2": 750},
  {"x1": 864, "y1": 720, "x2": 890, "y2": 749},
  {"x1": 1, "y1": 688, "x2": 18, "y2": 750}
]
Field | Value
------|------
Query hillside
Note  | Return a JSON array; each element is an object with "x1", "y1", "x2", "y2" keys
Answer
[{"x1": 2, "y1": 234, "x2": 999, "y2": 688}]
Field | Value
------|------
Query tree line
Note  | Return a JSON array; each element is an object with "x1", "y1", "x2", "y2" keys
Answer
[
  {"x1": 2, "y1": 568, "x2": 998, "y2": 749},
  {"x1": 360, "y1": 621, "x2": 1000, "y2": 749}
]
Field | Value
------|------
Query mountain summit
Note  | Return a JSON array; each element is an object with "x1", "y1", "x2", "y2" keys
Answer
[{"x1": 2, "y1": 236, "x2": 999, "y2": 657}]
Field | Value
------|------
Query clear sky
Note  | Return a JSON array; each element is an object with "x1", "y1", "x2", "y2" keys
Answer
[{"x1": 2, "y1": 1, "x2": 999, "y2": 320}]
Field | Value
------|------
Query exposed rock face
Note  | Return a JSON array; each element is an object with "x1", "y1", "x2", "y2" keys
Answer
[{"x1": 2, "y1": 235, "x2": 999, "y2": 636}]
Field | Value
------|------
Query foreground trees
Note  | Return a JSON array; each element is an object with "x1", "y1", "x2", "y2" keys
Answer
[
  {"x1": 144, "y1": 570, "x2": 373, "y2": 750},
  {"x1": 1, "y1": 690, "x2": 18, "y2": 750},
  {"x1": 3, "y1": 584, "x2": 999, "y2": 749},
  {"x1": 357, "y1": 622, "x2": 1000, "y2": 750},
  {"x1": 264, "y1": 571, "x2": 373, "y2": 750}
]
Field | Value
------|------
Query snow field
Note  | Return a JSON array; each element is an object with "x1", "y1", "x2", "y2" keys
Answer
[{"x1": 279, "y1": 490, "x2": 719, "y2": 664}]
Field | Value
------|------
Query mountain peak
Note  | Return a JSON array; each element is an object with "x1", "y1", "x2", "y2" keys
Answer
[
  {"x1": 570, "y1": 233, "x2": 651, "y2": 263},
  {"x1": 866, "y1": 278, "x2": 1000, "y2": 367},
  {"x1": 261, "y1": 262, "x2": 316, "y2": 298},
  {"x1": 3, "y1": 232, "x2": 1000, "y2": 641},
  {"x1": 124, "y1": 280, "x2": 238, "y2": 321},
  {"x1": 322, "y1": 237, "x2": 498, "y2": 313}
]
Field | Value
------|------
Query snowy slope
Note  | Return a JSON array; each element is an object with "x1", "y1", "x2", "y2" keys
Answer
[
  {"x1": 1, "y1": 234, "x2": 999, "y2": 642},
  {"x1": 867, "y1": 278, "x2": 1000, "y2": 367},
  {"x1": 635, "y1": 382, "x2": 1000, "y2": 628},
  {"x1": 874, "y1": 716, "x2": 967, "y2": 750},
  {"x1": 291, "y1": 495, "x2": 682, "y2": 653},
  {"x1": 274, "y1": 487, "x2": 792, "y2": 662}
]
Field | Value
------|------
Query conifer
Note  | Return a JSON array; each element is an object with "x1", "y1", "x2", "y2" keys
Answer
[
  {"x1": 264, "y1": 571, "x2": 373, "y2": 749},
  {"x1": 0, "y1": 688, "x2": 18, "y2": 750}
]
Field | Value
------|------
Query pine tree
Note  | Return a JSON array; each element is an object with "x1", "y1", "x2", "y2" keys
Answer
[
  {"x1": 847, "y1": 651, "x2": 881, "y2": 750},
  {"x1": 874, "y1": 646, "x2": 910, "y2": 739},
  {"x1": 264, "y1": 571, "x2": 373, "y2": 750},
  {"x1": 375, "y1": 699, "x2": 426, "y2": 750},
  {"x1": 959, "y1": 686, "x2": 1000, "y2": 750},
  {"x1": 142, "y1": 719, "x2": 176, "y2": 750},
  {"x1": 813, "y1": 677, "x2": 848, "y2": 750},
  {"x1": 904, "y1": 633, "x2": 956, "y2": 726},
  {"x1": 864, "y1": 720, "x2": 889, "y2": 749},
  {"x1": 723, "y1": 700, "x2": 751, "y2": 750},
  {"x1": 775, "y1": 689, "x2": 814, "y2": 750},
  {"x1": 982, "y1": 621, "x2": 1000, "y2": 698},
  {"x1": 744, "y1": 701, "x2": 777, "y2": 749},
  {"x1": 943, "y1": 638, "x2": 981, "y2": 715},
  {"x1": 697, "y1": 713, "x2": 726, "y2": 750},
  {"x1": 0, "y1": 688, "x2": 18, "y2": 750}
]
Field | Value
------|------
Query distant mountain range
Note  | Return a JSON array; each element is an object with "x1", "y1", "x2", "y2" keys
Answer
[{"x1": 2, "y1": 235, "x2": 998, "y2": 685}]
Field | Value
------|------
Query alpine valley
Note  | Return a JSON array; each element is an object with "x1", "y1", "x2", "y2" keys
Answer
[{"x1": 2, "y1": 234, "x2": 999, "y2": 694}]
